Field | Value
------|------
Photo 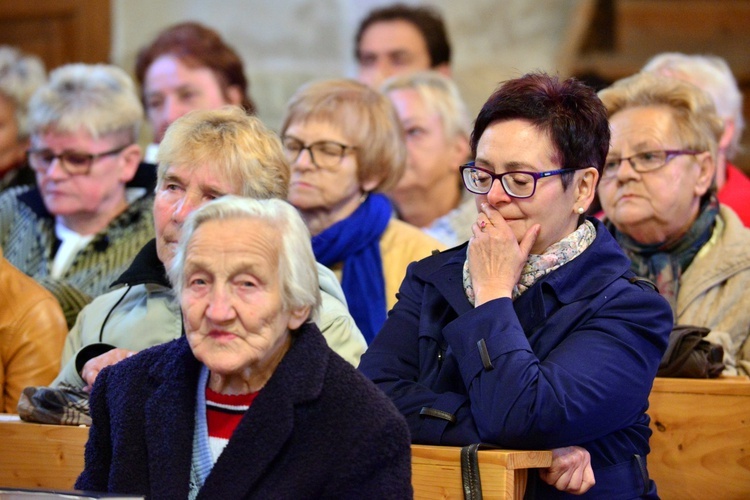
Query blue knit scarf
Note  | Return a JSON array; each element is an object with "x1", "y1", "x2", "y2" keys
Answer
[{"x1": 312, "y1": 193, "x2": 391, "y2": 344}]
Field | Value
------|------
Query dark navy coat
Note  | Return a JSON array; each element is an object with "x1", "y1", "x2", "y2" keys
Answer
[
  {"x1": 77, "y1": 323, "x2": 412, "y2": 499},
  {"x1": 359, "y1": 218, "x2": 672, "y2": 498}
]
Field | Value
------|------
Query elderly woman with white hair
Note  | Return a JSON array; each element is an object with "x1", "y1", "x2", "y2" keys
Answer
[
  {"x1": 382, "y1": 71, "x2": 474, "y2": 246},
  {"x1": 597, "y1": 71, "x2": 750, "y2": 375},
  {"x1": 0, "y1": 63, "x2": 152, "y2": 327},
  {"x1": 75, "y1": 196, "x2": 412, "y2": 498},
  {"x1": 0, "y1": 46, "x2": 46, "y2": 191}
]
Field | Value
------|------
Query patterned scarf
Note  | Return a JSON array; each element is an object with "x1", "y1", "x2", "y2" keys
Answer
[
  {"x1": 463, "y1": 220, "x2": 597, "y2": 304},
  {"x1": 312, "y1": 193, "x2": 391, "y2": 344},
  {"x1": 607, "y1": 195, "x2": 719, "y2": 314}
]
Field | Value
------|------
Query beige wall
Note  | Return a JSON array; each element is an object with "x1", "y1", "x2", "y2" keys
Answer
[{"x1": 112, "y1": 0, "x2": 575, "y2": 137}]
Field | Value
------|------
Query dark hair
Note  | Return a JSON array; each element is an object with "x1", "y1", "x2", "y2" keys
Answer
[
  {"x1": 134, "y1": 21, "x2": 256, "y2": 114},
  {"x1": 471, "y1": 72, "x2": 610, "y2": 189},
  {"x1": 355, "y1": 3, "x2": 451, "y2": 68}
]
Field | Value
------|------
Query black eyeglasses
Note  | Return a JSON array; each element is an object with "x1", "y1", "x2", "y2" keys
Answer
[
  {"x1": 27, "y1": 144, "x2": 131, "y2": 176},
  {"x1": 281, "y1": 135, "x2": 357, "y2": 169},
  {"x1": 460, "y1": 162, "x2": 588, "y2": 199},
  {"x1": 601, "y1": 150, "x2": 702, "y2": 181}
]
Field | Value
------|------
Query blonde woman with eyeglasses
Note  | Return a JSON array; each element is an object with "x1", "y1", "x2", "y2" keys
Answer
[{"x1": 280, "y1": 79, "x2": 443, "y2": 344}]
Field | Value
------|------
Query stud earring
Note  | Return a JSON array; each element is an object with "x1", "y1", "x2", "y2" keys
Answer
[{"x1": 577, "y1": 207, "x2": 585, "y2": 215}]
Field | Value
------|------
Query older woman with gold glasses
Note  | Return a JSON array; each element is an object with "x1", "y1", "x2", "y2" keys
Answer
[{"x1": 280, "y1": 79, "x2": 443, "y2": 343}]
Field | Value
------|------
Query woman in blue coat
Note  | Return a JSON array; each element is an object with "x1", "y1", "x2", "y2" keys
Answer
[{"x1": 359, "y1": 73, "x2": 673, "y2": 498}]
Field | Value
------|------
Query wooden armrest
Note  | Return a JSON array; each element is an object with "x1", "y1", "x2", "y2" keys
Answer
[{"x1": 411, "y1": 444, "x2": 552, "y2": 499}]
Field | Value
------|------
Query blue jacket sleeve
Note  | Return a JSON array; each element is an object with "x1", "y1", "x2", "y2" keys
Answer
[
  {"x1": 444, "y1": 288, "x2": 670, "y2": 449},
  {"x1": 359, "y1": 262, "x2": 482, "y2": 445}
]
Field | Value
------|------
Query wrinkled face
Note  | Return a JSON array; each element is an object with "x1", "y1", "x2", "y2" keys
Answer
[
  {"x1": 0, "y1": 94, "x2": 26, "y2": 175},
  {"x1": 357, "y1": 20, "x2": 432, "y2": 88},
  {"x1": 153, "y1": 163, "x2": 237, "y2": 267},
  {"x1": 182, "y1": 218, "x2": 307, "y2": 378},
  {"x1": 31, "y1": 130, "x2": 132, "y2": 219},
  {"x1": 144, "y1": 54, "x2": 235, "y2": 144},
  {"x1": 285, "y1": 119, "x2": 375, "y2": 230},
  {"x1": 597, "y1": 105, "x2": 711, "y2": 244},
  {"x1": 387, "y1": 87, "x2": 463, "y2": 195},
  {"x1": 474, "y1": 120, "x2": 582, "y2": 254}
]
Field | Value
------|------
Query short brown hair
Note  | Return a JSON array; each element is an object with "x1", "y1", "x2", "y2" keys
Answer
[
  {"x1": 355, "y1": 3, "x2": 451, "y2": 68},
  {"x1": 135, "y1": 22, "x2": 255, "y2": 114}
]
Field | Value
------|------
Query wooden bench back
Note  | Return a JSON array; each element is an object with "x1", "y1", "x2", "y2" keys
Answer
[
  {"x1": 648, "y1": 376, "x2": 750, "y2": 499},
  {"x1": 4, "y1": 376, "x2": 750, "y2": 498},
  {"x1": 0, "y1": 416, "x2": 87, "y2": 489}
]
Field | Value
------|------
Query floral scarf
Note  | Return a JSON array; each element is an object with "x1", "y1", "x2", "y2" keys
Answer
[{"x1": 463, "y1": 220, "x2": 597, "y2": 304}]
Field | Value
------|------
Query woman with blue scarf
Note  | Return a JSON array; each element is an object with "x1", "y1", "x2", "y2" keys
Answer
[{"x1": 280, "y1": 79, "x2": 444, "y2": 344}]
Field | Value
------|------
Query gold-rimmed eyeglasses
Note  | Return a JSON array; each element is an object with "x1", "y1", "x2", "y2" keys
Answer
[{"x1": 281, "y1": 135, "x2": 357, "y2": 169}]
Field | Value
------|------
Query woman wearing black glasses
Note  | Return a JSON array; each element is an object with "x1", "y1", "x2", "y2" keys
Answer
[
  {"x1": 597, "y1": 72, "x2": 750, "y2": 377},
  {"x1": 359, "y1": 72, "x2": 673, "y2": 498},
  {"x1": 0, "y1": 63, "x2": 152, "y2": 328}
]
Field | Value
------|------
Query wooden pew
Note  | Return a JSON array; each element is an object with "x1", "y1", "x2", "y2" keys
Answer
[
  {"x1": 411, "y1": 444, "x2": 552, "y2": 499},
  {"x1": 647, "y1": 376, "x2": 750, "y2": 499},
  {"x1": 0, "y1": 415, "x2": 87, "y2": 489}
]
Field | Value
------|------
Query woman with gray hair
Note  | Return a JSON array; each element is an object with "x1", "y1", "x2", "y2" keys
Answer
[
  {"x1": 382, "y1": 71, "x2": 475, "y2": 246},
  {"x1": 0, "y1": 46, "x2": 45, "y2": 191},
  {"x1": 76, "y1": 196, "x2": 412, "y2": 498},
  {"x1": 0, "y1": 63, "x2": 153, "y2": 327},
  {"x1": 597, "y1": 71, "x2": 750, "y2": 375}
]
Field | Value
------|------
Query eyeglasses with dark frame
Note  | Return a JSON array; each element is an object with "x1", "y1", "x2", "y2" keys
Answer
[
  {"x1": 601, "y1": 150, "x2": 702, "y2": 181},
  {"x1": 460, "y1": 162, "x2": 589, "y2": 199},
  {"x1": 281, "y1": 135, "x2": 357, "y2": 169},
  {"x1": 27, "y1": 144, "x2": 132, "y2": 177}
]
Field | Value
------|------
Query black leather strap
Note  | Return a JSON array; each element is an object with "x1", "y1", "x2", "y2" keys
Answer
[
  {"x1": 419, "y1": 407, "x2": 457, "y2": 423},
  {"x1": 461, "y1": 443, "x2": 501, "y2": 499}
]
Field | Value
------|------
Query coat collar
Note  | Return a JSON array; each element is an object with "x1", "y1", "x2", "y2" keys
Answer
[
  {"x1": 140, "y1": 323, "x2": 331, "y2": 498},
  {"x1": 111, "y1": 239, "x2": 169, "y2": 288}
]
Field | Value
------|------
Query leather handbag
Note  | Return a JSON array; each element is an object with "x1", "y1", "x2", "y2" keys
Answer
[{"x1": 656, "y1": 324, "x2": 725, "y2": 378}]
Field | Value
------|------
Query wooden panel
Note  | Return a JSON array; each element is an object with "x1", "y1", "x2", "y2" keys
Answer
[
  {"x1": 648, "y1": 377, "x2": 750, "y2": 499},
  {"x1": 0, "y1": 0, "x2": 111, "y2": 71},
  {"x1": 411, "y1": 444, "x2": 552, "y2": 499},
  {"x1": 0, "y1": 415, "x2": 87, "y2": 489},
  {"x1": 616, "y1": 0, "x2": 750, "y2": 61}
]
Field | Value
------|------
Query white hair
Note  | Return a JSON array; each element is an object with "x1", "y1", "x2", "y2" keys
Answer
[
  {"x1": 28, "y1": 63, "x2": 143, "y2": 142},
  {"x1": 168, "y1": 196, "x2": 321, "y2": 323},
  {"x1": 0, "y1": 46, "x2": 46, "y2": 139},
  {"x1": 643, "y1": 52, "x2": 744, "y2": 159},
  {"x1": 382, "y1": 70, "x2": 471, "y2": 140}
]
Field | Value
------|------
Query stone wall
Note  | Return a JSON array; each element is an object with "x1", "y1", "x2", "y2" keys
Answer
[{"x1": 112, "y1": 0, "x2": 575, "y2": 135}]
